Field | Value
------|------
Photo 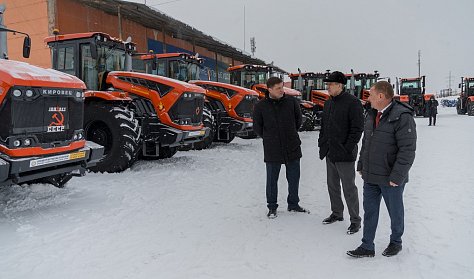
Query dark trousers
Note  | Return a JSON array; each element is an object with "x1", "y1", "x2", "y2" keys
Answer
[
  {"x1": 266, "y1": 159, "x2": 300, "y2": 210},
  {"x1": 326, "y1": 159, "x2": 361, "y2": 224},
  {"x1": 361, "y1": 181, "x2": 405, "y2": 251},
  {"x1": 429, "y1": 114, "x2": 437, "y2": 126}
]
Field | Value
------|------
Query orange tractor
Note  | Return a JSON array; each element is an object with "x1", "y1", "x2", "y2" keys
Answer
[
  {"x1": 45, "y1": 32, "x2": 209, "y2": 172},
  {"x1": 289, "y1": 70, "x2": 329, "y2": 128},
  {"x1": 0, "y1": 27, "x2": 103, "y2": 187},
  {"x1": 228, "y1": 64, "x2": 317, "y2": 131},
  {"x1": 457, "y1": 77, "x2": 474, "y2": 116},
  {"x1": 140, "y1": 52, "x2": 259, "y2": 147},
  {"x1": 345, "y1": 70, "x2": 379, "y2": 105},
  {"x1": 395, "y1": 76, "x2": 433, "y2": 116}
]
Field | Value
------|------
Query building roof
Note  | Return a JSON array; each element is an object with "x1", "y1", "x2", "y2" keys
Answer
[{"x1": 74, "y1": 0, "x2": 287, "y2": 73}]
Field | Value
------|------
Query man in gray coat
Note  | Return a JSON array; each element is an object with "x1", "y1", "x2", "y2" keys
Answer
[{"x1": 347, "y1": 81, "x2": 417, "y2": 258}]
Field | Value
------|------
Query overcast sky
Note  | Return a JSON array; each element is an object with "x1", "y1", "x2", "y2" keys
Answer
[{"x1": 129, "y1": 0, "x2": 473, "y2": 93}]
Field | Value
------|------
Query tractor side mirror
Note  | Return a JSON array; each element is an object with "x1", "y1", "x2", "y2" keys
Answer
[
  {"x1": 458, "y1": 83, "x2": 461, "y2": 88},
  {"x1": 22, "y1": 36, "x2": 31, "y2": 58},
  {"x1": 90, "y1": 41, "x2": 98, "y2": 59}
]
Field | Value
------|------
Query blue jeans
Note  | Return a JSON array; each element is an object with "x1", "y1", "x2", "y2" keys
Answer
[
  {"x1": 266, "y1": 159, "x2": 300, "y2": 210},
  {"x1": 361, "y1": 181, "x2": 405, "y2": 251}
]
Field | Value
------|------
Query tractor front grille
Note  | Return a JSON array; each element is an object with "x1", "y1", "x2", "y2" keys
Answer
[
  {"x1": 168, "y1": 92, "x2": 204, "y2": 126},
  {"x1": 0, "y1": 87, "x2": 84, "y2": 147},
  {"x1": 235, "y1": 96, "x2": 258, "y2": 118}
]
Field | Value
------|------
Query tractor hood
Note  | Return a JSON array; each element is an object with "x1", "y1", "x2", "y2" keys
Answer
[{"x1": 0, "y1": 59, "x2": 86, "y2": 89}]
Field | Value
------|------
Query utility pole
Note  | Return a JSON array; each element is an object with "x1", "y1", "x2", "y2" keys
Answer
[
  {"x1": 446, "y1": 71, "x2": 454, "y2": 96},
  {"x1": 243, "y1": 5, "x2": 246, "y2": 52},
  {"x1": 250, "y1": 37, "x2": 256, "y2": 57},
  {"x1": 417, "y1": 50, "x2": 421, "y2": 77}
]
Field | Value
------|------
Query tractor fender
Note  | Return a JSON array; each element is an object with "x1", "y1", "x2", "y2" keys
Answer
[
  {"x1": 424, "y1": 94, "x2": 435, "y2": 101},
  {"x1": 468, "y1": 96, "x2": 474, "y2": 102},
  {"x1": 85, "y1": 90, "x2": 132, "y2": 101}
]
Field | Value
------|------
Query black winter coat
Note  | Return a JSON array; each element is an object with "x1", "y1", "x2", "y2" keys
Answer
[
  {"x1": 427, "y1": 99, "x2": 439, "y2": 115},
  {"x1": 318, "y1": 91, "x2": 364, "y2": 162},
  {"x1": 357, "y1": 100, "x2": 417, "y2": 186},
  {"x1": 253, "y1": 95, "x2": 303, "y2": 163}
]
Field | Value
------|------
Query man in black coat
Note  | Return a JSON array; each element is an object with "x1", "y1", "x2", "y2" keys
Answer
[
  {"x1": 253, "y1": 77, "x2": 308, "y2": 218},
  {"x1": 318, "y1": 71, "x2": 364, "y2": 234},
  {"x1": 347, "y1": 81, "x2": 417, "y2": 258},
  {"x1": 427, "y1": 96, "x2": 439, "y2": 126}
]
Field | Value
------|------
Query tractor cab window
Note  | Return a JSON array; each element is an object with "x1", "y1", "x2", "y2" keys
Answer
[
  {"x1": 401, "y1": 81, "x2": 420, "y2": 89},
  {"x1": 96, "y1": 44, "x2": 126, "y2": 73},
  {"x1": 347, "y1": 78, "x2": 363, "y2": 98},
  {"x1": 144, "y1": 59, "x2": 166, "y2": 76},
  {"x1": 81, "y1": 45, "x2": 98, "y2": 90},
  {"x1": 80, "y1": 43, "x2": 126, "y2": 90},
  {"x1": 55, "y1": 46, "x2": 75, "y2": 76},
  {"x1": 314, "y1": 77, "x2": 325, "y2": 90},
  {"x1": 240, "y1": 71, "x2": 268, "y2": 88},
  {"x1": 169, "y1": 60, "x2": 199, "y2": 81},
  {"x1": 365, "y1": 78, "x2": 377, "y2": 89},
  {"x1": 292, "y1": 77, "x2": 305, "y2": 91}
]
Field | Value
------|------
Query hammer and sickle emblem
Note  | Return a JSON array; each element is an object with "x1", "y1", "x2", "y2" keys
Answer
[{"x1": 49, "y1": 107, "x2": 65, "y2": 127}]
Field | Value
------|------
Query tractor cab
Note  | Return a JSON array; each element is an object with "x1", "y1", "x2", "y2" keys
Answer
[
  {"x1": 228, "y1": 64, "x2": 272, "y2": 91},
  {"x1": 346, "y1": 71, "x2": 379, "y2": 102},
  {"x1": 398, "y1": 76, "x2": 429, "y2": 116},
  {"x1": 141, "y1": 52, "x2": 203, "y2": 82},
  {"x1": 457, "y1": 77, "x2": 474, "y2": 115},
  {"x1": 45, "y1": 32, "x2": 136, "y2": 91},
  {"x1": 289, "y1": 71, "x2": 328, "y2": 104}
]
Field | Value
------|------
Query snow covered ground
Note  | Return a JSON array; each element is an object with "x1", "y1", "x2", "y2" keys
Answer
[{"x1": 1, "y1": 105, "x2": 473, "y2": 279}]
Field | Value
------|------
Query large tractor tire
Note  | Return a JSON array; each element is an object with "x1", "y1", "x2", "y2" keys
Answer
[
  {"x1": 299, "y1": 109, "x2": 317, "y2": 131},
  {"x1": 194, "y1": 106, "x2": 215, "y2": 150},
  {"x1": 468, "y1": 102, "x2": 474, "y2": 116},
  {"x1": 84, "y1": 102, "x2": 141, "y2": 173}
]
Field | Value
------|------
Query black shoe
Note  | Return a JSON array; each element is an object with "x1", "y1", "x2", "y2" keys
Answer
[
  {"x1": 288, "y1": 205, "x2": 310, "y2": 214},
  {"x1": 382, "y1": 243, "x2": 402, "y2": 257},
  {"x1": 322, "y1": 214, "x2": 344, "y2": 224},
  {"x1": 347, "y1": 223, "x2": 361, "y2": 234},
  {"x1": 267, "y1": 209, "x2": 277, "y2": 219},
  {"x1": 347, "y1": 247, "x2": 375, "y2": 258}
]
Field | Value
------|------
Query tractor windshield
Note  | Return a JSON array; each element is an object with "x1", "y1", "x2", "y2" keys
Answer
[
  {"x1": 235, "y1": 70, "x2": 269, "y2": 89},
  {"x1": 169, "y1": 60, "x2": 200, "y2": 82},
  {"x1": 365, "y1": 77, "x2": 377, "y2": 89},
  {"x1": 400, "y1": 80, "x2": 422, "y2": 95},
  {"x1": 467, "y1": 81, "x2": 474, "y2": 96},
  {"x1": 401, "y1": 81, "x2": 421, "y2": 89},
  {"x1": 81, "y1": 43, "x2": 126, "y2": 90}
]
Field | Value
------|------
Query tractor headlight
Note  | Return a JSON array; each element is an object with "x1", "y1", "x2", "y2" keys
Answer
[
  {"x1": 23, "y1": 139, "x2": 31, "y2": 146},
  {"x1": 25, "y1": 89, "x2": 34, "y2": 97},
  {"x1": 76, "y1": 91, "x2": 82, "y2": 98},
  {"x1": 13, "y1": 89, "x2": 22, "y2": 97},
  {"x1": 13, "y1": 140, "x2": 21, "y2": 147}
]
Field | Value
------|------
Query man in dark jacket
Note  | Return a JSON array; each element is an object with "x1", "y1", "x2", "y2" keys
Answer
[
  {"x1": 347, "y1": 81, "x2": 417, "y2": 258},
  {"x1": 318, "y1": 71, "x2": 364, "y2": 234},
  {"x1": 427, "y1": 96, "x2": 439, "y2": 126},
  {"x1": 253, "y1": 77, "x2": 308, "y2": 219}
]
